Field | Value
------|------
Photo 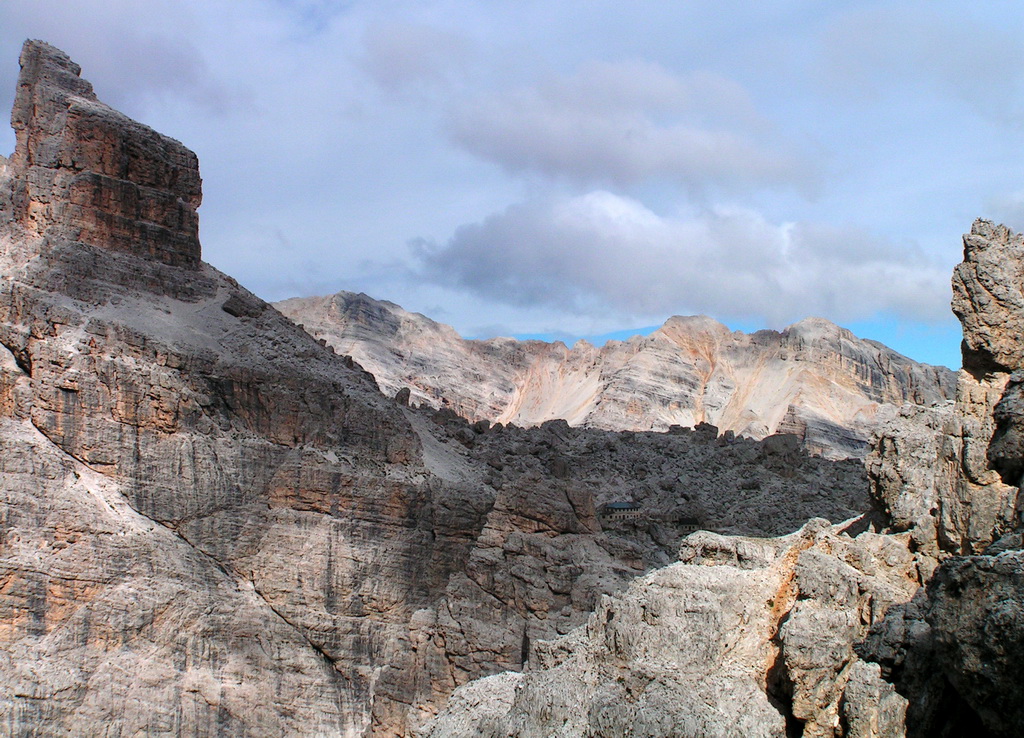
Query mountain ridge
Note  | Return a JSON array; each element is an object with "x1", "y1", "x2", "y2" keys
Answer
[{"x1": 277, "y1": 291, "x2": 955, "y2": 458}]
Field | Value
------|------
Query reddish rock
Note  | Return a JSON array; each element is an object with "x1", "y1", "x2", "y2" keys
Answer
[{"x1": 8, "y1": 40, "x2": 202, "y2": 267}]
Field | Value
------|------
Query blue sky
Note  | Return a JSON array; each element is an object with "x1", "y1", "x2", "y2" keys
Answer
[{"x1": 2, "y1": 1, "x2": 1023, "y2": 369}]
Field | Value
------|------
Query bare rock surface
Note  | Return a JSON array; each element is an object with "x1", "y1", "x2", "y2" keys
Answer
[
  {"x1": 277, "y1": 292, "x2": 955, "y2": 459},
  {"x1": 0, "y1": 41, "x2": 883, "y2": 737},
  {"x1": 9, "y1": 41, "x2": 201, "y2": 268},
  {"x1": 854, "y1": 220, "x2": 1024, "y2": 737},
  {"x1": 426, "y1": 520, "x2": 921, "y2": 738},
  {"x1": 866, "y1": 222, "x2": 1024, "y2": 557},
  {"x1": 953, "y1": 220, "x2": 1024, "y2": 375}
]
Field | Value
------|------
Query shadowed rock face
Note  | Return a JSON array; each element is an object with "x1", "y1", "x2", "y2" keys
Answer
[
  {"x1": 9, "y1": 41, "x2": 201, "y2": 268},
  {"x1": 277, "y1": 292, "x2": 956, "y2": 460}
]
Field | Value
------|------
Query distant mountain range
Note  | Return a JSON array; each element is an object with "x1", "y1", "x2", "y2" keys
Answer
[{"x1": 276, "y1": 291, "x2": 956, "y2": 457}]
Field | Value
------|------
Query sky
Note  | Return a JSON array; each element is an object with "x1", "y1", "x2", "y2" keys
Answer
[{"x1": 3, "y1": 2, "x2": 1024, "y2": 369}]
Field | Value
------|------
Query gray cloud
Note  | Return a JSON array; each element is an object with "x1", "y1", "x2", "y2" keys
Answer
[
  {"x1": 0, "y1": 0, "x2": 247, "y2": 119},
  {"x1": 413, "y1": 192, "x2": 950, "y2": 326},
  {"x1": 986, "y1": 191, "x2": 1024, "y2": 233},
  {"x1": 823, "y1": 6, "x2": 1024, "y2": 121},
  {"x1": 446, "y1": 60, "x2": 817, "y2": 192},
  {"x1": 360, "y1": 21, "x2": 470, "y2": 92}
]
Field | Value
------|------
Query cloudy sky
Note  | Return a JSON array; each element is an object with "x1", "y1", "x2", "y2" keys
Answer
[{"x1": 3, "y1": 1, "x2": 1024, "y2": 368}]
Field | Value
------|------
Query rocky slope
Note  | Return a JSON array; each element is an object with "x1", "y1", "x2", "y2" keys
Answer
[
  {"x1": 427, "y1": 219, "x2": 1024, "y2": 738},
  {"x1": 428, "y1": 521, "x2": 919, "y2": 738},
  {"x1": 277, "y1": 292, "x2": 955, "y2": 459},
  {"x1": 0, "y1": 41, "x2": 884, "y2": 737}
]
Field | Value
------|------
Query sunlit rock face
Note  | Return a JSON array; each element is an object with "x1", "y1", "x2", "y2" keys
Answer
[
  {"x1": 426, "y1": 521, "x2": 921, "y2": 738},
  {"x1": 0, "y1": 41, "x2": 883, "y2": 737},
  {"x1": 278, "y1": 292, "x2": 955, "y2": 459},
  {"x1": 858, "y1": 220, "x2": 1024, "y2": 737},
  {"x1": 9, "y1": 41, "x2": 202, "y2": 268}
]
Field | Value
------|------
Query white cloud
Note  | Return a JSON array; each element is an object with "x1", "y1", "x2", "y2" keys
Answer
[
  {"x1": 414, "y1": 192, "x2": 950, "y2": 326},
  {"x1": 446, "y1": 60, "x2": 817, "y2": 192}
]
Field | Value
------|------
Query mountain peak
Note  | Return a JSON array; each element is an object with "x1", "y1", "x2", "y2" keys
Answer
[
  {"x1": 8, "y1": 40, "x2": 203, "y2": 268},
  {"x1": 278, "y1": 291, "x2": 956, "y2": 457}
]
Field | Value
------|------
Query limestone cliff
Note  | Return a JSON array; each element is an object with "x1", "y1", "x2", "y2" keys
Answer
[
  {"x1": 9, "y1": 40, "x2": 201, "y2": 267},
  {"x1": 0, "y1": 41, "x2": 882, "y2": 737},
  {"x1": 277, "y1": 292, "x2": 955, "y2": 459}
]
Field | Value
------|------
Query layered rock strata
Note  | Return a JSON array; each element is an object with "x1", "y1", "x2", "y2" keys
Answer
[
  {"x1": 278, "y1": 292, "x2": 955, "y2": 459},
  {"x1": 9, "y1": 41, "x2": 201, "y2": 267},
  {"x1": 0, "y1": 41, "x2": 883, "y2": 737},
  {"x1": 426, "y1": 220, "x2": 1024, "y2": 737}
]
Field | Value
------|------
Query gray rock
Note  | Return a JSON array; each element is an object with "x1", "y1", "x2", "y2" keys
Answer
[
  {"x1": 952, "y1": 219, "x2": 1024, "y2": 375},
  {"x1": 8, "y1": 40, "x2": 202, "y2": 268},
  {"x1": 426, "y1": 521, "x2": 920, "y2": 738}
]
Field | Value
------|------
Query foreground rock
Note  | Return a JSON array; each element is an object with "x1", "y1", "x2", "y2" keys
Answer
[
  {"x1": 278, "y1": 292, "x2": 955, "y2": 459},
  {"x1": 428, "y1": 520, "x2": 920, "y2": 737},
  {"x1": 427, "y1": 219, "x2": 1024, "y2": 738},
  {"x1": 857, "y1": 220, "x2": 1024, "y2": 737}
]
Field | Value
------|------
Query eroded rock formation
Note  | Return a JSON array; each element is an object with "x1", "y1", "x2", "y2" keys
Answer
[
  {"x1": 426, "y1": 220, "x2": 1024, "y2": 737},
  {"x1": 857, "y1": 220, "x2": 1024, "y2": 737},
  {"x1": 428, "y1": 521, "x2": 922, "y2": 737},
  {"x1": 277, "y1": 292, "x2": 955, "y2": 459},
  {"x1": 8, "y1": 41, "x2": 202, "y2": 267},
  {"x1": 0, "y1": 41, "x2": 883, "y2": 737}
]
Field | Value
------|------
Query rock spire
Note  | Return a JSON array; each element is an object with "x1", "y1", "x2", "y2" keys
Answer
[{"x1": 7, "y1": 40, "x2": 202, "y2": 267}]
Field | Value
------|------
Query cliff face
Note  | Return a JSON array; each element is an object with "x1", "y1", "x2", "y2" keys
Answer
[
  {"x1": 426, "y1": 220, "x2": 1024, "y2": 738},
  {"x1": 8, "y1": 40, "x2": 201, "y2": 267},
  {"x1": 277, "y1": 292, "x2": 955, "y2": 459},
  {"x1": 0, "y1": 40, "x2": 442, "y2": 736},
  {"x1": 868, "y1": 220, "x2": 1024, "y2": 557},
  {"x1": 0, "y1": 41, "x2": 881, "y2": 737}
]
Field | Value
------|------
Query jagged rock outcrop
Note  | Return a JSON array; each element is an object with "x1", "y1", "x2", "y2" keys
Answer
[
  {"x1": 427, "y1": 218, "x2": 1024, "y2": 738},
  {"x1": 868, "y1": 221, "x2": 1023, "y2": 557},
  {"x1": 277, "y1": 292, "x2": 955, "y2": 459},
  {"x1": 858, "y1": 551, "x2": 1024, "y2": 738},
  {"x1": 0, "y1": 39, "x2": 440, "y2": 737},
  {"x1": 8, "y1": 41, "x2": 201, "y2": 267},
  {"x1": 0, "y1": 41, "x2": 884, "y2": 737},
  {"x1": 856, "y1": 219, "x2": 1024, "y2": 737},
  {"x1": 426, "y1": 520, "x2": 922, "y2": 738}
]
